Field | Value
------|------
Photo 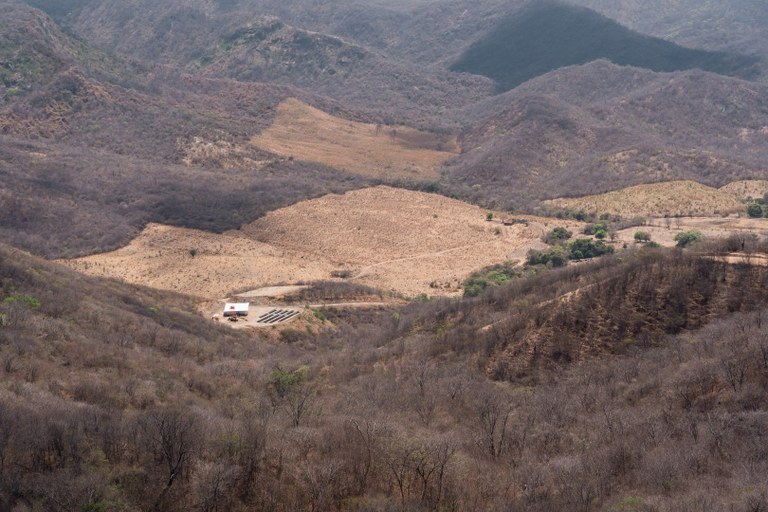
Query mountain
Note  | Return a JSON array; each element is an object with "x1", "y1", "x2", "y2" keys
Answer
[
  {"x1": 0, "y1": 5, "x2": 376, "y2": 257},
  {"x1": 573, "y1": 0, "x2": 768, "y2": 57},
  {"x1": 19, "y1": 0, "x2": 493, "y2": 126},
  {"x1": 440, "y1": 60, "x2": 768, "y2": 210},
  {"x1": 450, "y1": 2, "x2": 759, "y2": 92}
]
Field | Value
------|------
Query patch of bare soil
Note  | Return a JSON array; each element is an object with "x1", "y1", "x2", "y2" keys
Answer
[
  {"x1": 250, "y1": 98, "x2": 458, "y2": 180},
  {"x1": 62, "y1": 187, "x2": 580, "y2": 299},
  {"x1": 545, "y1": 180, "x2": 745, "y2": 217}
]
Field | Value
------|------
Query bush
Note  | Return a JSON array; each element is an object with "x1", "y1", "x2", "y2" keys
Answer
[
  {"x1": 583, "y1": 223, "x2": 607, "y2": 236},
  {"x1": 674, "y1": 230, "x2": 703, "y2": 248},
  {"x1": 634, "y1": 231, "x2": 652, "y2": 243},
  {"x1": 567, "y1": 238, "x2": 614, "y2": 259},
  {"x1": 543, "y1": 226, "x2": 572, "y2": 244},
  {"x1": 527, "y1": 246, "x2": 568, "y2": 267},
  {"x1": 746, "y1": 202, "x2": 764, "y2": 218}
]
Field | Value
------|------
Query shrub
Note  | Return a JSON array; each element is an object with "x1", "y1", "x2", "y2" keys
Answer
[
  {"x1": 567, "y1": 238, "x2": 614, "y2": 259},
  {"x1": 583, "y1": 223, "x2": 607, "y2": 236},
  {"x1": 543, "y1": 226, "x2": 572, "y2": 244},
  {"x1": 746, "y1": 202, "x2": 764, "y2": 218},
  {"x1": 634, "y1": 231, "x2": 652, "y2": 243},
  {"x1": 674, "y1": 230, "x2": 703, "y2": 248}
]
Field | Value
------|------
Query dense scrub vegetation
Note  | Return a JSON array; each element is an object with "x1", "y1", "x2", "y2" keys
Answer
[
  {"x1": 0, "y1": 137, "x2": 371, "y2": 258},
  {"x1": 2, "y1": 243, "x2": 768, "y2": 510}
]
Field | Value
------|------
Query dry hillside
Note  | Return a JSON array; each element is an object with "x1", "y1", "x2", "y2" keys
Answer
[
  {"x1": 251, "y1": 98, "x2": 458, "y2": 180},
  {"x1": 545, "y1": 180, "x2": 749, "y2": 217},
  {"x1": 64, "y1": 187, "x2": 580, "y2": 298},
  {"x1": 720, "y1": 179, "x2": 768, "y2": 200}
]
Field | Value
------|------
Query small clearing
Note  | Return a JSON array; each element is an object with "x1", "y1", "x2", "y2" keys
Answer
[
  {"x1": 545, "y1": 180, "x2": 746, "y2": 217},
  {"x1": 242, "y1": 186, "x2": 580, "y2": 296},
  {"x1": 250, "y1": 98, "x2": 458, "y2": 180}
]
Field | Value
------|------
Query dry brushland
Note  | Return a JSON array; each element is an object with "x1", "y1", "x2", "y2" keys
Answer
[
  {"x1": 4, "y1": 1, "x2": 768, "y2": 510},
  {"x1": 251, "y1": 98, "x2": 459, "y2": 181},
  {"x1": 545, "y1": 179, "x2": 751, "y2": 217},
  {"x1": 62, "y1": 186, "x2": 581, "y2": 299},
  {"x1": 4, "y1": 240, "x2": 768, "y2": 511}
]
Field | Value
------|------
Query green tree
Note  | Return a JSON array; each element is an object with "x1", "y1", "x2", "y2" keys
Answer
[
  {"x1": 746, "y1": 203, "x2": 763, "y2": 218},
  {"x1": 674, "y1": 230, "x2": 703, "y2": 248},
  {"x1": 543, "y1": 226, "x2": 572, "y2": 244},
  {"x1": 634, "y1": 231, "x2": 651, "y2": 243}
]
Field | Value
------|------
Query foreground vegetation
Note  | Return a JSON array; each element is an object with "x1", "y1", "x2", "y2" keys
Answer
[{"x1": 2, "y1": 241, "x2": 768, "y2": 510}]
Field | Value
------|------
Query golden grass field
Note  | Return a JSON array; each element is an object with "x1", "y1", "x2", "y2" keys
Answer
[
  {"x1": 545, "y1": 180, "x2": 768, "y2": 217},
  {"x1": 250, "y1": 98, "x2": 459, "y2": 180},
  {"x1": 61, "y1": 187, "x2": 579, "y2": 299}
]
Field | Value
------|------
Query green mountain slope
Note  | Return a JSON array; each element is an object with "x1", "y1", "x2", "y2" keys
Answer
[{"x1": 450, "y1": 2, "x2": 759, "y2": 91}]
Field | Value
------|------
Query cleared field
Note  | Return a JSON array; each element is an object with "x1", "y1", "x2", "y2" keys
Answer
[
  {"x1": 242, "y1": 186, "x2": 579, "y2": 295},
  {"x1": 63, "y1": 187, "x2": 579, "y2": 299},
  {"x1": 545, "y1": 180, "x2": 745, "y2": 217},
  {"x1": 60, "y1": 224, "x2": 335, "y2": 298},
  {"x1": 250, "y1": 98, "x2": 458, "y2": 180}
]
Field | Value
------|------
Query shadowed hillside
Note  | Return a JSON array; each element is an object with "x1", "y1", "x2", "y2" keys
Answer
[
  {"x1": 450, "y1": 2, "x2": 759, "y2": 92},
  {"x1": 0, "y1": 136, "x2": 371, "y2": 258}
]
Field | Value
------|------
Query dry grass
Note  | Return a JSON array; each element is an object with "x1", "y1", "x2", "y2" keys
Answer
[
  {"x1": 62, "y1": 186, "x2": 580, "y2": 299},
  {"x1": 617, "y1": 215, "x2": 768, "y2": 247},
  {"x1": 250, "y1": 98, "x2": 458, "y2": 180},
  {"x1": 59, "y1": 224, "x2": 336, "y2": 298},
  {"x1": 545, "y1": 180, "x2": 749, "y2": 217},
  {"x1": 720, "y1": 179, "x2": 768, "y2": 200}
]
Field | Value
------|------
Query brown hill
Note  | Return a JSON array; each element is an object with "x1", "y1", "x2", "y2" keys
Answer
[
  {"x1": 544, "y1": 180, "x2": 747, "y2": 217},
  {"x1": 442, "y1": 61, "x2": 768, "y2": 210},
  {"x1": 4, "y1": 238, "x2": 768, "y2": 511},
  {"x1": 0, "y1": 136, "x2": 372, "y2": 258},
  {"x1": 38, "y1": 1, "x2": 493, "y2": 127}
]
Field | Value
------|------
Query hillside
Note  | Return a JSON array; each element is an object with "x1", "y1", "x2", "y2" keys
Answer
[
  {"x1": 4, "y1": 243, "x2": 768, "y2": 510},
  {"x1": 250, "y1": 98, "x2": 458, "y2": 181},
  {"x1": 450, "y1": 2, "x2": 759, "y2": 92},
  {"x1": 0, "y1": 136, "x2": 371, "y2": 258},
  {"x1": 24, "y1": 0, "x2": 494, "y2": 126},
  {"x1": 442, "y1": 61, "x2": 768, "y2": 210},
  {"x1": 574, "y1": 0, "x2": 768, "y2": 69},
  {"x1": 544, "y1": 180, "x2": 748, "y2": 217}
]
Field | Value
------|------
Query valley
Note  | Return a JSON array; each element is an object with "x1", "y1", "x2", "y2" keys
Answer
[{"x1": 2, "y1": 0, "x2": 768, "y2": 510}]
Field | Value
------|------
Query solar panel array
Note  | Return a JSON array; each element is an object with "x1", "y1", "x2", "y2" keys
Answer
[{"x1": 255, "y1": 309, "x2": 301, "y2": 325}]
